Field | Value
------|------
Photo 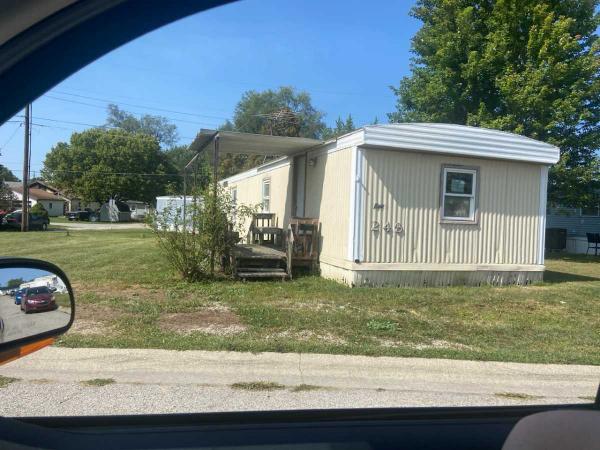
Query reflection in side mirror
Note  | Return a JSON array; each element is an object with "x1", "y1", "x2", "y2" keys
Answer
[{"x1": 0, "y1": 260, "x2": 74, "y2": 351}]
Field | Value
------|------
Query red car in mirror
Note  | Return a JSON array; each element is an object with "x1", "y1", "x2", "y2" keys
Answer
[{"x1": 20, "y1": 286, "x2": 57, "y2": 313}]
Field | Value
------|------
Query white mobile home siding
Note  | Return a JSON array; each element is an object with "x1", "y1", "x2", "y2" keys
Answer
[
  {"x1": 304, "y1": 146, "x2": 353, "y2": 265},
  {"x1": 361, "y1": 148, "x2": 542, "y2": 267},
  {"x1": 226, "y1": 160, "x2": 293, "y2": 235}
]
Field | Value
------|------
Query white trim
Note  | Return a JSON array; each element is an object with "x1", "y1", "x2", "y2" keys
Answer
[
  {"x1": 363, "y1": 124, "x2": 560, "y2": 164},
  {"x1": 353, "y1": 147, "x2": 365, "y2": 262},
  {"x1": 441, "y1": 167, "x2": 477, "y2": 221},
  {"x1": 322, "y1": 256, "x2": 544, "y2": 272},
  {"x1": 220, "y1": 156, "x2": 290, "y2": 185},
  {"x1": 346, "y1": 146, "x2": 357, "y2": 261},
  {"x1": 351, "y1": 262, "x2": 545, "y2": 272},
  {"x1": 538, "y1": 166, "x2": 549, "y2": 265},
  {"x1": 346, "y1": 146, "x2": 366, "y2": 262}
]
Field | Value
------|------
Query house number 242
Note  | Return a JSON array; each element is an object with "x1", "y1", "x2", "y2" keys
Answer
[{"x1": 371, "y1": 221, "x2": 403, "y2": 234}]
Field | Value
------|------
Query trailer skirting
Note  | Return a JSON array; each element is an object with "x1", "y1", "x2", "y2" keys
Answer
[{"x1": 319, "y1": 261, "x2": 544, "y2": 287}]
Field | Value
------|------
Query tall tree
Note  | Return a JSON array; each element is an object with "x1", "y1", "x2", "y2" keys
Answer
[
  {"x1": 42, "y1": 129, "x2": 179, "y2": 203},
  {"x1": 389, "y1": 0, "x2": 600, "y2": 206},
  {"x1": 0, "y1": 164, "x2": 18, "y2": 182},
  {"x1": 323, "y1": 114, "x2": 357, "y2": 139},
  {"x1": 203, "y1": 87, "x2": 327, "y2": 178},
  {"x1": 106, "y1": 104, "x2": 179, "y2": 148},
  {"x1": 165, "y1": 144, "x2": 211, "y2": 191}
]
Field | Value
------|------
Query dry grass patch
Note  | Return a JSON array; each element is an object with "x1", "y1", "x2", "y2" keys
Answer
[
  {"x1": 231, "y1": 381, "x2": 285, "y2": 391},
  {"x1": 81, "y1": 378, "x2": 115, "y2": 387},
  {"x1": 495, "y1": 392, "x2": 543, "y2": 400},
  {"x1": 291, "y1": 384, "x2": 323, "y2": 392},
  {"x1": 267, "y1": 330, "x2": 347, "y2": 345},
  {"x1": 0, "y1": 375, "x2": 19, "y2": 388},
  {"x1": 159, "y1": 304, "x2": 247, "y2": 336},
  {"x1": 376, "y1": 338, "x2": 475, "y2": 351}
]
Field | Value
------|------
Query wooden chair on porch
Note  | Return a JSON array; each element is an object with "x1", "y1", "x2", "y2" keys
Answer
[{"x1": 248, "y1": 213, "x2": 283, "y2": 248}]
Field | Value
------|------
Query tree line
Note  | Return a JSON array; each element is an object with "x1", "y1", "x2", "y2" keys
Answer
[{"x1": 37, "y1": 0, "x2": 598, "y2": 207}]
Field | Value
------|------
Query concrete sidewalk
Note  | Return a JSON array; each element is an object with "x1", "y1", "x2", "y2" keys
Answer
[{"x1": 0, "y1": 347, "x2": 597, "y2": 416}]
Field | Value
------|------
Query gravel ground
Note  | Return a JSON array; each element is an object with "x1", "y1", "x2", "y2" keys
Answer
[{"x1": 0, "y1": 347, "x2": 597, "y2": 416}]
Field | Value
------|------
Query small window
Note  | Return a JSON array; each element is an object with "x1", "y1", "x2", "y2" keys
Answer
[
  {"x1": 49, "y1": 203, "x2": 53, "y2": 209},
  {"x1": 581, "y1": 205, "x2": 599, "y2": 217},
  {"x1": 231, "y1": 187, "x2": 237, "y2": 204},
  {"x1": 441, "y1": 166, "x2": 477, "y2": 222},
  {"x1": 262, "y1": 179, "x2": 270, "y2": 212}
]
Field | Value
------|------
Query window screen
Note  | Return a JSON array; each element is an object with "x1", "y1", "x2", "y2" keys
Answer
[{"x1": 441, "y1": 167, "x2": 477, "y2": 221}]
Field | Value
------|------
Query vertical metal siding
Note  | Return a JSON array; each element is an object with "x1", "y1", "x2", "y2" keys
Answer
[
  {"x1": 305, "y1": 148, "x2": 352, "y2": 261},
  {"x1": 228, "y1": 163, "x2": 293, "y2": 236},
  {"x1": 362, "y1": 149, "x2": 541, "y2": 265}
]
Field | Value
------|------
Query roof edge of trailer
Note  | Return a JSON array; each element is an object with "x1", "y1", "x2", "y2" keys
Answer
[
  {"x1": 213, "y1": 123, "x2": 560, "y2": 185},
  {"x1": 359, "y1": 123, "x2": 560, "y2": 164}
]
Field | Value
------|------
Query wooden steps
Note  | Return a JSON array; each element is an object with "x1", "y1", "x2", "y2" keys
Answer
[{"x1": 233, "y1": 244, "x2": 290, "y2": 280}]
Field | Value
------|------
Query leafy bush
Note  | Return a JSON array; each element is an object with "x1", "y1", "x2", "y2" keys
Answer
[
  {"x1": 30, "y1": 203, "x2": 49, "y2": 219},
  {"x1": 148, "y1": 185, "x2": 255, "y2": 281}
]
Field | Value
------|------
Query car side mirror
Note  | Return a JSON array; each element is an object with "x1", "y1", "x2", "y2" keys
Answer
[{"x1": 0, "y1": 258, "x2": 74, "y2": 363}]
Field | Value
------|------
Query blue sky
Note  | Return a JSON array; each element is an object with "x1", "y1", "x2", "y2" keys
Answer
[
  {"x1": 0, "y1": 268, "x2": 52, "y2": 287},
  {"x1": 0, "y1": 0, "x2": 420, "y2": 177}
]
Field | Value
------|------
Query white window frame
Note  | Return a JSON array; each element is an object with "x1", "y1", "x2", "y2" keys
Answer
[
  {"x1": 262, "y1": 178, "x2": 271, "y2": 212},
  {"x1": 440, "y1": 166, "x2": 478, "y2": 224}
]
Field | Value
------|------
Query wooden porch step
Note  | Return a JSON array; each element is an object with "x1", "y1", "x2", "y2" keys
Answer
[
  {"x1": 237, "y1": 271, "x2": 289, "y2": 279},
  {"x1": 237, "y1": 267, "x2": 286, "y2": 273}
]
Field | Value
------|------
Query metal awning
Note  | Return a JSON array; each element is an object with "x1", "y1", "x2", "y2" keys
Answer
[{"x1": 196, "y1": 129, "x2": 323, "y2": 156}]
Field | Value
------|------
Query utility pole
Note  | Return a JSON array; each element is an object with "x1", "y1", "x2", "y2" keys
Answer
[{"x1": 21, "y1": 104, "x2": 31, "y2": 232}]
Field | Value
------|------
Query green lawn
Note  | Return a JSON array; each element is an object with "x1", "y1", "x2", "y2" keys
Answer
[{"x1": 1, "y1": 229, "x2": 598, "y2": 365}]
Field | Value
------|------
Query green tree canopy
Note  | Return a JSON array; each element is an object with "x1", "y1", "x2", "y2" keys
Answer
[
  {"x1": 107, "y1": 104, "x2": 179, "y2": 148},
  {"x1": 323, "y1": 114, "x2": 357, "y2": 140},
  {"x1": 389, "y1": 0, "x2": 600, "y2": 206},
  {"x1": 0, "y1": 164, "x2": 19, "y2": 182},
  {"x1": 6, "y1": 278, "x2": 24, "y2": 289},
  {"x1": 194, "y1": 87, "x2": 327, "y2": 178},
  {"x1": 41, "y1": 128, "x2": 180, "y2": 203}
]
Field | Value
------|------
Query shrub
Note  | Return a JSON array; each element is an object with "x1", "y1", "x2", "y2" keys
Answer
[
  {"x1": 148, "y1": 185, "x2": 255, "y2": 281},
  {"x1": 30, "y1": 203, "x2": 49, "y2": 219}
]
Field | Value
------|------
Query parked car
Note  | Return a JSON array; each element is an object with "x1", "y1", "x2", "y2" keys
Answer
[
  {"x1": 67, "y1": 208, "x2": 98, "y2": 221},
  {"x1": 20, "y1": 286, "x2": 56, "y2": 313},
  {"x1": 2, "y1": 211, "x2": 49, "y2": 231},
  {"x1": 14, "y1": 288, "x2": 25, "y2": 305}
]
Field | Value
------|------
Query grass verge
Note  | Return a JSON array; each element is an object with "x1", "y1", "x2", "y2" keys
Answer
[{"x1": 1, "y1": 229, "x2": 599, "y2": 365}]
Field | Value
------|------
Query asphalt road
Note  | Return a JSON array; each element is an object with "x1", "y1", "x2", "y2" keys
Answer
[
  {"x1": 0, "y1": 295, "x2": 70, "y2": 343},
  {"x1": 0, "y1": 347, "x2": 597, "y2": 416}
]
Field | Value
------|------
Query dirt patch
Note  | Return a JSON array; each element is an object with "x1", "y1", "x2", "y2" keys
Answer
[
  {"x1": 69, "y1": 304, "x2": 119, "y2": 336},
  {"x1": 266, "y1": 330, "x2": 347, "y2": 345},
  {"x1": 159, "y1": 304, "x2": 247, "y2": 336},
  {"x1": 377, "y1": 338, "x2": 475, "y2": 351}
]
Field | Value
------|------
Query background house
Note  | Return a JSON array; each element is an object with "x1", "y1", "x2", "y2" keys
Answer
[
  {"x1": 214, "y1": 123, "x2": 560, "y2": 286},
  {"x1": 6, "y1": 181, "x2": 67, "y2": 216}
]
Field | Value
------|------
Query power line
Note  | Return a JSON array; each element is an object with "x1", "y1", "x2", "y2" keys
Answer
[
  {"x1": 42, "y1": 94, "x2": 223, "y2": 128},
  {"x1": 0, "y1": 123, "x2": 22, "y2": 153},
  {"x1": 0, "y1": 165, "x2": 183, "y2": 177},
  {"x1": 11, "y1": 116, "x2": 197, "y2": 141},
  {"x1": 51, "y1": 89, "x2": 229, "y2": 121}
]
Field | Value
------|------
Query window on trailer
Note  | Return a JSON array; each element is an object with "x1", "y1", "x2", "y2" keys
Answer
[
  {"x1": 441, "y1": 166, "x2": 478, "y2": 222},
  {"x1": 262, "y1": 178, "x2": 270, "y2": 212}
]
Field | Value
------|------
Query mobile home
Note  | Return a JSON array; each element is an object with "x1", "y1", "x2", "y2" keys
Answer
[{"x1": 200, "y1": 123, "x2": 559, "y2": 286}]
